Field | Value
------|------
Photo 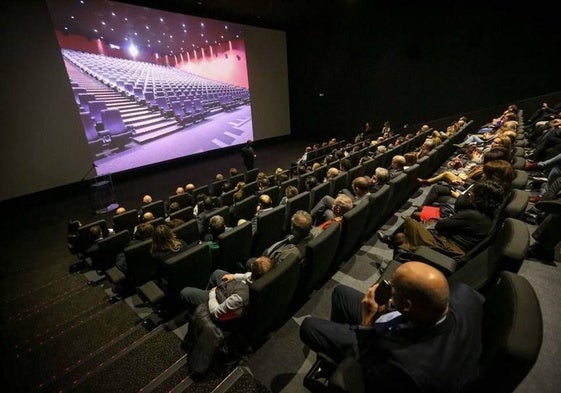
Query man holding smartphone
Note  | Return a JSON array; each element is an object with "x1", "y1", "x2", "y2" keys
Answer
[{"x1": 300, "y1": 261, "x2": 484, "y2": 392}]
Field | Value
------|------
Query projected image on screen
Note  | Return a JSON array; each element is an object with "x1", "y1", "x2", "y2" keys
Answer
[{"x1": 46, "y1": 0, "x2": 253, "y2": 176}]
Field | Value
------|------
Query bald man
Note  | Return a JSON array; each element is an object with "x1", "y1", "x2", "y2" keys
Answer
[{"x1": 300, "y1": 261, "x2": 483, "y2": 392}]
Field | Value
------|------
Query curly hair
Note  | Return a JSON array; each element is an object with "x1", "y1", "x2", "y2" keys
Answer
[{"x1": 471, "y1": 180, "x2": 505, "y2": 218}]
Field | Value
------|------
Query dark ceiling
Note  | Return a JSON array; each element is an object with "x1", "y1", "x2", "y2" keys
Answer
[
  {"x1": 45, "y1": 0, "x2": 341, "y2": 57},
  {"x1": 118, "y1": 0, "x2": 335, "y2": 31}
]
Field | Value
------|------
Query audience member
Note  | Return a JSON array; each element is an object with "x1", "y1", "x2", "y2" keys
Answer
[
  {"x1": 299, "y1": 261, "x2": 483, "y2": 392},
  {"x1": 389, "y1": 155, "x2": 406, "y2": 177},
  {"x1": 165, "y1": 218, "x2": 185, "y2": 229},
  {"x1": 115, "y1": 222, "x2": 154, "y2": 274},
  {"x1": 369, "y1": 167, "x2": 390, "y2": 192},
  {"x1": 150, "y1": 224, "x2": 189, "y2": 270},
  {"x1": 248, "y1": 210, "x2": 314, "y2": 270},
  {"x1": 312, "y1": 176, "x2": 369, "y2": 225},
  {"x1": 251, "y1": 194, "x2": 274, "y2": 234},
  {"x1": 197, "y1": 196, "x2": 219, "y2": 235},
  {"x1": 180, "y1": 256, "x2": 274, "y2": 318},
  {"x1": 312, "y1": 194, "x2": 353, "y2": 233},
  {"x1": 378, "y1": 180, "x2": 504, "y2": 257},
  {"x1": 279, "y1": 185, "x2": 299, "y2": 206}
]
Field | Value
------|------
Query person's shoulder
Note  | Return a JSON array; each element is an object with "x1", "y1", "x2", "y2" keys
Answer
[{"x1": 450, "y1": 281, "x2": 485, "y2": 309}]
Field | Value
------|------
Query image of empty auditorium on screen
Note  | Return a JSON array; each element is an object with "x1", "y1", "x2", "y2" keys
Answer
[{"x1": 46, "y1": 0, "x2": 253, "y2": 176}]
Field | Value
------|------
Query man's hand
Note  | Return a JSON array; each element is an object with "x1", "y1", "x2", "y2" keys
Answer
[
  {"x1": 221, "y1": 274, "x2": 235, "y2": 282},
  {"x1": 361, "y1": 284, "x2": 387, "y2": 326}
]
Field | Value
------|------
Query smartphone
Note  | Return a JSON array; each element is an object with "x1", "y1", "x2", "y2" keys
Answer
[{"x1": 374, "y1": 280, "x2": 392, "y2": 305}]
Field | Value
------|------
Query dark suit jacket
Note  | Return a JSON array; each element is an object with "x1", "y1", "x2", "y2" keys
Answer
[{"x1": 357, "y1": 282, "x2": 483, "y2": 392}]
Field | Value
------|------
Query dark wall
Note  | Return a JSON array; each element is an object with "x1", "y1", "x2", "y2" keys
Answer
[{"x1": 286, "y1": 2, "x2": 561, "y2": 141}]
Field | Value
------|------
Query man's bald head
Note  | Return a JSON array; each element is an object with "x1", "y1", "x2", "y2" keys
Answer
[{"x1": 391, "y1": 261, "x2": 449, "y2": 325}]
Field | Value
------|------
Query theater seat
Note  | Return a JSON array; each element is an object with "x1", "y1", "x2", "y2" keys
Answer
[
  {"x1": 463, "y1": 271, "x2": 543, "y2": 393},
  {"x1": 100, "y1": 108, "x2": 133, "y2": 151},
  {"x1": 80, "y1": 112, "x2": 106, "y2": 154},
  {"x1": 245, "y1": 252, "x2": 300, "y2": 349}
]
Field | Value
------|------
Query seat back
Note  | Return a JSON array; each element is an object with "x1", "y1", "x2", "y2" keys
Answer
[
  {"x1": 229, "y1": 173, "x2": 246, "y2": 186},
  {"x1": 216, "y1": 221, "x2": 253, "y2": 272},
  {"x1": 142, "y1": 200, "x2": 166, "y2": 219},
  {"x1": 124, "y1": 239, "x2": 158, "y2": 287},
  {"x1": 192, "y1": 185, "x2": 210, "y2": 200},
  {"x1": 162, "y1": 244, "x2": 213, "y2": 299},
  {"x1": 257, "y1": 185, "x2": 280, "y2": 206},
  {"x1": 511, "y1": 169, "x2": 529, "y2": 190},
  {"x1": 246, "y1": 252, "x2": 300, "y2": 349},
  {"x1": 210, "y1": 179, "x2": 227, "y2": 197},
  {"x1": 169, "y1": 206, "x2": 194, "y2": 222},
  {"x1": 449, "y1": 218, "x2": 530, "y2": 294},
  {"x1": 504, "y1": 189, "x2": 529, "y2": 219},
  {"x1": 198, "y1": 207, "x2": 229, "y2": 238},
  {"x1": 313, "y1": 165, "x2": 328, "y2": 183},
  {"x1": 245, "y1": 168, "x2": 260, "y2": 183},
  {"x1": 88, "y1": 100, "x2": 107, "y2": 124},
  {"x1": 92, "y1": 230, "x2": 131, "y2": 271},
  {"x1": 386, "y1": 172, "x2": 408, "y2": 214},
  {"x1": 362, "y1": 184, "x2": 391, "y2": 241},
  {"x1": 330, "y1": 172, "x2": 349, "y2": 197},
  {"x1": 72, "y1": 87, "x2": 86, "y2": 104},
  {"x1": 251, "y1": 205, "x2": 286, "y2": 257},
  {"x1": 112, "y1": 209, "x2": 139, "y2": 235},
  {"x1": 144, "y1": 217, "x2": 165, "y2": 229},
  {"x1": 168, "y1": 193, "x2": 191, "y2": 209},
  {"x1": 232, "y1": 195, "x2": 259, "y2": 223},
  {"x1": 511, "y1": 156, "x2": 526, "y2": 170},
  {"x1": 80, "y1": 112, "x2": 102, "y2": 143},
  {"x1": 76, "y1": 219, "x2": 109, "y2": 256},
  {"x1": 403, "y1": 163, "x2": 420, "y2": 196},
  {"x1": 347, "y1": 166, "x2": 365, "y2": 189},
  {"x1": 309, "y1": 181, "x2": 332, "y2": 211},
  {"x1": 297, "y1": 171, "x2": 316, "y2": 193},
  {"x1": 332, "y1": 199, "x2": 370, "y2": 268},
  {"x1": 301, "y1": 223, "x2": 341, "y2": 296},
  {"x1": 170, "y1": 100, "x2": 184, "y2": 116},
  {"x1": 283, "y1": 191, "x2": 311, "y2": 233},
  {"x1": 100, "y1": 108, "x2": 127, "y2": 135},
  {"x1": 465, "y1": 271, "x2": 543, "y2": 393},
  {"x1": 415, "y1": 155, "x2": 431, "y2": 179},
  {"x1": 220, "y1": 188, "x2": 237, "y2": 207},
  {"x1": 243, "y1": 181, "x2": 259, "y2": 197},
  {"x1": 172, "y1": 219, "x2": 201, "y2": 247},
  {"x1": 77, "y1": 93, "x2": 96, "y2": 112}
]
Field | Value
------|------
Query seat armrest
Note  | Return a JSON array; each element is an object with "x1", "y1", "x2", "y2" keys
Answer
[
  {"x1": 412, "y1": 246, "x2": 458, "y2": 275},
  {"x1": 106, "y1": 266, "x2": 126, "y2": 284},
  {"x1": 138, "y1": 280, "x2": 166, "y2": 305}
]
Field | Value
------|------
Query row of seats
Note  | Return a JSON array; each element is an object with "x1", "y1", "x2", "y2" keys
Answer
[
  {"x1": 303, "y1": 110, "x2": 542, "y2": 393},
  {"x1": 69, "y1": 118, "x2": 480, "y2": 354}
]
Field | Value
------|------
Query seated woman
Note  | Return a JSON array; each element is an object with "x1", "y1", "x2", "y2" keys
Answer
[
  {"x1": 418, "y1": 147, "x2": 509, "y2": 187},
  {"x1": 378, "y1": 180, "x2": 504, "y2": 257},
  {"x1": 419, "y1": 157, "x2": 514, "y2": 211},
  {"x1": 151, "y1": 224, "x2": 189, "y2": 289}
]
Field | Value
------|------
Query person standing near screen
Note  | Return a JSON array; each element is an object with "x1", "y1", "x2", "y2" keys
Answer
[{"x1": 241, "y1": 140, "x2": 256, "y2": 171}]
